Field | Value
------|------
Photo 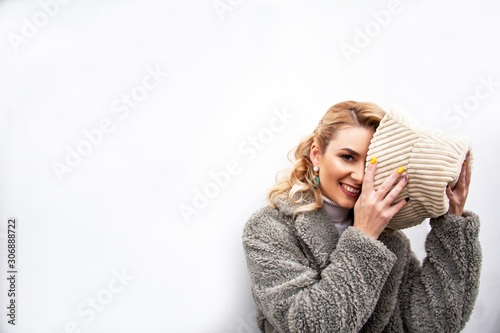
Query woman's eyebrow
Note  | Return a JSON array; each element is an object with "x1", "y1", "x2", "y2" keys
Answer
[{"x1": 340, "y1": 148, "x2": 360, "y2": 156}]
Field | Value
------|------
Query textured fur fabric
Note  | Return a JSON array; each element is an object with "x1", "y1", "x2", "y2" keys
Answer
[{"x1": 241, "y1": 195, "x2": 481, "y2": 332}]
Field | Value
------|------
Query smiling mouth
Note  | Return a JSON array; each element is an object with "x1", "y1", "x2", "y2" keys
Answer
[{"x1": 340, "y1": 182, "x2": 360, "y2": 194}]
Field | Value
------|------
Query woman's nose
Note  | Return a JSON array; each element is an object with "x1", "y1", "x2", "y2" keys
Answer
[{"x1": 351, "y1": 162, "x2": 365, "y2": 184}]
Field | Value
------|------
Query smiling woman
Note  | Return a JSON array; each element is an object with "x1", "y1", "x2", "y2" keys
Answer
[
  {"x1": 267, "y1": 101, "x2": 387, "y2": 218},
  {"x1": 242, "y1": 101, "x2": 481, "y2": 332},
  {"x1": 310, "y1": 126, "x2": 374, "y2": 207}
]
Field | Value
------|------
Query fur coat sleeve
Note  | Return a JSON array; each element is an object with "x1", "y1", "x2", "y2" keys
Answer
[
  {"x1": 399, "y1": 210, "x2": 482, "y2": 332},
  {"x1": 241, "y1": 201, "x2": 481, "y2": 333}
]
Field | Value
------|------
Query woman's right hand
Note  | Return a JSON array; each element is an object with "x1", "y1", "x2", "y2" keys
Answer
[{"x1": 353, "y1": 158, "x2": 409, "y2": 239}]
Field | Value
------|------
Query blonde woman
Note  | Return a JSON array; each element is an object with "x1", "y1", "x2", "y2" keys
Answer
[{"x1": 242, "y1": 101, "x2": 480, "y2": 332}]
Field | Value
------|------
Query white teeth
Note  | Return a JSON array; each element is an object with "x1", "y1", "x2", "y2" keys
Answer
[{"x1": 341, "y1": 183, "x2": 360, "y2": 194}]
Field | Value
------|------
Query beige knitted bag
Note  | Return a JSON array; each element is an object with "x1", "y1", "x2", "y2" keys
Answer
[{"x1": 365, "y1": 106, "x2": 473, "y2": 229}]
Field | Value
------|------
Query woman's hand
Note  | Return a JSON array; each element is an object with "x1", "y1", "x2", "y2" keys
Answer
[
  {"x1": 446, "y1": 151, "x2": 472, "y2": 216},
  {"x1": 353, "y1": 158, "x2": 409, "y2": 239}
]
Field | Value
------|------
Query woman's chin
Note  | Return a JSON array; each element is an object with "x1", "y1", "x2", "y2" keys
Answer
[
  {"x1": 322, "y1": 188, "x2": 357, "y2": 209},
  {"x1": 331, "y1": 195, "x2": 356, "y2": 209}
]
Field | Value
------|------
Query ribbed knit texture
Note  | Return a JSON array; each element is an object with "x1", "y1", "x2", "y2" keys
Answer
[{"x1": 366, "y1": 106, "x2": 473, "y2": 229}]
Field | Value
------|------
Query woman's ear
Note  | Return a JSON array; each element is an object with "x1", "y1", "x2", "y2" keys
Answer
[{"x1": 310, "y1": 140, "x2": 321, "y2": 165}]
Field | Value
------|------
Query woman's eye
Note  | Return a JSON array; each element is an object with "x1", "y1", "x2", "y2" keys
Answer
[{"x1": 341, "y1": 155, "x2": 354, "y2": 161}]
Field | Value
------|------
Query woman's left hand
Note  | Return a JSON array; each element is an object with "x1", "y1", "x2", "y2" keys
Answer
[{"x1": 446, "y1": 150, "x2": 472, "y2": 216}]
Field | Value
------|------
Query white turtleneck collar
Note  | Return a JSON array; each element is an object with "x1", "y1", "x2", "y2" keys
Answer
[{"x1": 322, "y1": 195, "x2": 353, "y2": 236}]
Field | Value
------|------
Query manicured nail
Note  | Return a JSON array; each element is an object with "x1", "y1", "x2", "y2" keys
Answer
[
  {"x1": 446, "y1": 184, "x2": 449, "y2": 188},
  {"x1": 405, "y1": 197, "x2": 410, "y2": 202},
  {"x1": 397, "y1": 167, "x2": 405, "y2": 174},
  {"x1": 463, "y1": 160, "x2": 466, "y2": 166},
  {"x1": 371, "y1": 157, "x2": 377, "y2": 164},
  {"x1": 404, "y1": 175, "x2": 409, "y2": 182}
]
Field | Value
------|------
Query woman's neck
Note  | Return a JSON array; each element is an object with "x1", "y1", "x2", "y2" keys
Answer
[{"x1": 322, "y1": 195, "x2": 351, "y2": 222}]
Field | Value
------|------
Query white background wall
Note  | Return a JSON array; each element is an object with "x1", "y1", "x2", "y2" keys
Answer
[{"x1": 0, "y1": 0, "x2": 499, "y2": 332}]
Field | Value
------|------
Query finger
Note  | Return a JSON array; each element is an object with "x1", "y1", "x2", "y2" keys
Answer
[
  {"x1": 383, "y1": 174, "x2": 409, "y2": 205},
  {"x1": 465, "y1": 151, "x2": 472, "y2": 188},
  {"x1": 388, "y1": 196, "x2": 409, "y2": 217},
  {"x1": 453, "y1": 157, "x2": 467, "y2": 191},
  {"x1": 445, "y1": 184, "x2": 455, "y2": 202},
  {"x1": 363, "y1": 157, "x2": 378, "y2": 192},
  {"x1": 376, "y1": 166, "x2": 405, "y2": 200}
]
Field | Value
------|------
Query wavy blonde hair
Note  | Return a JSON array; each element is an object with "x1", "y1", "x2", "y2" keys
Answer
[{"x1": 268, "y1": 101, "x2": 386, "y2": 218}]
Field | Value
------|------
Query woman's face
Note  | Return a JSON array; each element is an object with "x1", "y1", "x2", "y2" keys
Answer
[{"x1": 310, "y1": 126, "x2": 374, "y2": 209}]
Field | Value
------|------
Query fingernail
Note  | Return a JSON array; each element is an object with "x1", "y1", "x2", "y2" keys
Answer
[
  {"x1": 446, "y1": 184, "x2": 449, "y2": 188},
  {"x1": 463, "y1": 160, "x2": 466, "y2": 166},
  {"x1": 371, "y1": 157, "x2": 377, "y2": 164},
  {"x1": 405, "y1": 197, "x2": 410, "y2": 202},
  {"x1": 404, "y1": 175, "x2": 409, "y2": 182},
  {"x1": 397, "y1": 167, "x2": 405, "y2": 174}
]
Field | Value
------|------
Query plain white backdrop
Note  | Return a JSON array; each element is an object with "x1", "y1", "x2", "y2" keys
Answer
[{"x1": 0, "y1": 0, "x2": 499, "y2": 332}]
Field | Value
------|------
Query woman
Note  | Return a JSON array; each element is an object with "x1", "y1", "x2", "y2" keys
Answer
[{"x1": 241, "y1": 101, "x2": 481, "y2": 332}]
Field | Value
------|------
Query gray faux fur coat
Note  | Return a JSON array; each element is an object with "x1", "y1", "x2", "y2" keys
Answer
[{"x1": 242, "y1": 195, "x2": 481, "y2": 332}]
